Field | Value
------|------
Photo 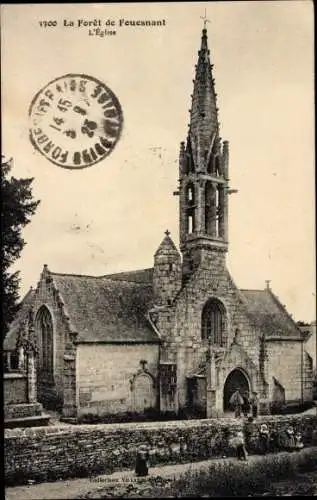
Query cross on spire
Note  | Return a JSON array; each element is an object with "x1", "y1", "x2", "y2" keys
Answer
[
  {"x1": 165, "y1": 229, "x2": 170, "y2": 236},
  {"x1": 200, "y1": 8, "x2": 210, "y2": 29}
]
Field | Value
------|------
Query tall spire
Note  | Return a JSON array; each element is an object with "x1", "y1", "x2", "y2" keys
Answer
[
  {"x1": 177, "y1": 27, "x2": 230, "y2": 278},
  {"x1": 189, "y1": 28, "x2": 219, "y2": 168}
]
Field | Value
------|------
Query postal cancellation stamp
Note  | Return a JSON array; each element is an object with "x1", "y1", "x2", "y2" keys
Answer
[{"x1": 29, "y1": 74, "x2": 123, "y2": 169}]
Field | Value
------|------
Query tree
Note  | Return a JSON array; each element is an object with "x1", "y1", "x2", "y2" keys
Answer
[{"x1": 1, "y1": 156, "x2": 40, "y2": 337}]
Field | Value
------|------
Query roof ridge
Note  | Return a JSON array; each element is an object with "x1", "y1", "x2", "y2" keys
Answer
[
  {"x1": 50, "y1": 267, "x2": 154, "y2": 281},
  {"x1": 240, "y1": 288, "x2": 266, "y2": 293},
  {"x1": 102, "y1": 277, "x2": 153, "y2": 286},
  {"x1": 52, "y1": 272, "x2": 153, "y2": 287},
  {"x1": 50, "y1": 271, "x2": 105, "y2": 279},
  {"x1": 104, "y1": 267, "x2": 153, "y2": 274}
]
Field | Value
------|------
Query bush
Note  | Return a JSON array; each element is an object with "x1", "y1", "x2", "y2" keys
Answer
[
  {"x1": 159, "y1": 448, "x2": 317, "y2": 498},
  {"x1": 77, "y1": 409, "x2": 182, "y2": 425},
  {"x1": 81, "y1": 448, "x2": 317, "y2": 498}
]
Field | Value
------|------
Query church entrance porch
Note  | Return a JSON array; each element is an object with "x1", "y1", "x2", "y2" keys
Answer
[{"x1": 223, "y1": 368, "x2": 250, "y2": 413}]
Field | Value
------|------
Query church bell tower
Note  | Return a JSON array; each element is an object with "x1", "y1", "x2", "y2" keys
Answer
[{"x1": 176, "y1": 28, "x2": 230, "y2": 278}]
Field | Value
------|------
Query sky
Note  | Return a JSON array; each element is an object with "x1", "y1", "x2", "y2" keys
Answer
[{"x1": 1, "y1": 1, "x2": 315, "y2": 322}]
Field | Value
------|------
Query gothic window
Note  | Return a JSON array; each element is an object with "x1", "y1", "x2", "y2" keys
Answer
[
  {"x1": 207, "y1": 156, "x2": 212, "y2": 174},
  {"x1": 10, "y1": 351, "x2": 19, "y2": 370},
  {"x1": 215, "y1": 156, "x2": 221, "y2": 175},
  {"x1": 205, "y1": 181, "x2": 215, "y2": 235},
  {"x1": 217, "y1": 185, "x2": 225, "y2": 238},
  {"x1": 185, "y1": 146, "x2": 195, "y2": 175},
  {"x1": 36, "y1": 306, "x2": 54, "y2": 378},
  {"x1": 201, "y1": 298, "x2": 226, "y2": 346},
  {"x1": 186, "y1": 183, "x2": 195, "y2": 204},
  {"x1": 215, "y1": 187, "x2": 220, "y2": 237},
  {"x1": 186, "y1": 183, "x2": 195, "y2": 234},
  {"x1": 187, "y1": 213, "x2": 195, "y2": 234}
]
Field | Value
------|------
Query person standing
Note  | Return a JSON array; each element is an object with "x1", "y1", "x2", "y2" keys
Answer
[
  {"x1": 283, "y1": 427, "x2": 296, "y2": 452},
  {"x1": 135, "y1": 444, "x2": 150, "y2": 477},
  {"x1": 230, "y1": 429, "x2": 248, "y2": 460},
  {"x1": 244, "y1": 416, "x2": 254, "y2": 451},
  {"x1": 242, "y1": 391, "x2": 251, "y2": 418},
  {"x1": 294, "y1": 431, "x2": 304, "y2": 450},
  {"x1": 229, "y1": 388, "x2": 244, "y2": 418},
  {"x1": 251, "y1": 392, "x2": 259, "y2": 418},
  {"x1": 259, "y1": 423, "x2": 270, "y2": 454}
]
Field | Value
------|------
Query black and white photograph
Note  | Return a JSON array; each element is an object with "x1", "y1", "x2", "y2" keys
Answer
[{"x1": 2, "y1": 1, "x2": 316, "y2": 497}]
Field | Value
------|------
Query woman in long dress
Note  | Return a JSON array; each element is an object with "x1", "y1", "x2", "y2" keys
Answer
[
  {"x1": 230, "y1": 430, "x2": 248, "y2": 460},
  {"x1": 135, "y1": 444, "x2": 150, "y2": 477}
]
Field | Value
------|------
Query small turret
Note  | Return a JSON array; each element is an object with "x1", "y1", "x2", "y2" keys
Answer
[{"x1": 153, "y1": 230, "x2": 182, "y2": 306}]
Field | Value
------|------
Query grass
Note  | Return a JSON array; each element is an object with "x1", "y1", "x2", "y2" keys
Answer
[
  {"x1": 81, "y1": 447, "x2": 317, "y2": 498},
  {"x1": 162, "y1": 448, "x2": 317, "y2": 497}
]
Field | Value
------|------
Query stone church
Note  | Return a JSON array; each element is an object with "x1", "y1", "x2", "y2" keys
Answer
[{"x1": 4, "y1": 28, "x2": 313, "y2": 420}]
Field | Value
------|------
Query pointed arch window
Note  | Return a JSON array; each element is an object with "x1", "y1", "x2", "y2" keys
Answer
[
  {"x1": 215, "y1": 155, "x2": 222, "y2": 175},
  {"x1": 205, "y1": 181, "x2": 216, "y2": 235},
  {"x1": 185, "y1": 143, "x2": 195, "y2": 175},
  {"x1": 186, "y1": 183, "x2": 195, "y2": 204},
  {"x1": 36, "y1": 306, "x2": 54, "y2": 379},
  {"x1": 201, "y1": 298, "x2": 226, "y2": 346},
  {"x1": 186, "y1": 182, "x2": 196, "y2": 234}
]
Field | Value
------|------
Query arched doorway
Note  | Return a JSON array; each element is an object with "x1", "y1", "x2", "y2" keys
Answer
[
  {"x1": 133, "y1": 373, "x2": 156, "y2": 413},
  {"x1": 223, "y1": 368, "x2": 250, "y2": 412}
]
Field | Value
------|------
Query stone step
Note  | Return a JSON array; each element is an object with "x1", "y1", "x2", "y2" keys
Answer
[{"x1": 4, "y1": 414, "x2": 51, "y2": 429}]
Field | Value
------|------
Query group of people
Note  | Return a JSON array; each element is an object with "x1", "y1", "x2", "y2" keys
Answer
[
  {"x1": 229, "y1": 388, "x2": 258, "y2": 419},
  {"x1": 134, "y1": 387, "x2": 305, "y2": 474},
  {"x1": 230, "y1": 421, "x2": 305, "y2": 461}
]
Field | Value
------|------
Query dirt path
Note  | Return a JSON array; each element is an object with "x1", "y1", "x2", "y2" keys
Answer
[{"x1": 5, "y1": 454, "x2": 264, "y2": 500}]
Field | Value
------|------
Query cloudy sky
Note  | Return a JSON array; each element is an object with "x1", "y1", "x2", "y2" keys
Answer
[{"x1": 1, "y1": 1, "x2": 315, "y2": 322}]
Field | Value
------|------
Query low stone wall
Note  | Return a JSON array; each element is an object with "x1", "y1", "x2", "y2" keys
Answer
[{"x1": 4, "y1": 414, "x2": 317, "y2": 486}]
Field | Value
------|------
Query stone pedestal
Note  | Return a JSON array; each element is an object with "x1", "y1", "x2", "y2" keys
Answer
[
  {"x1": 27, "y1": 352, "x2": 37, "y2": 403},
  {"x1": 206, "y1": 344, "x2": 217, "y2": 418},
  {"x1": 259, "y1": 399, "x2": 271, "y2": 415},
  {"x1": 206, "y1": 389, "x2": 216, "y2": 418},
  {"x1": 62, "y1": 354, "x2": 77, "y2": 418}
]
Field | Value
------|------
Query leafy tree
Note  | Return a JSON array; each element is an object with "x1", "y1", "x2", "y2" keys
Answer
[{"x1": 1, "y1": 156, "x2": 40, "y2": 337}]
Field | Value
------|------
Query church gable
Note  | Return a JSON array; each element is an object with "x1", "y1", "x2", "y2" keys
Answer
[{"x1": 240, "y1": 287, "x2": 302, "y2": 338}]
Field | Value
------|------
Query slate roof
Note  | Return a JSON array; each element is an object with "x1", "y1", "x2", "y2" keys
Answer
[
  {"x1": 154, "y1": 233, "x2": 180, "y2": 257},
  {"x1": 4, "y1": 266, "x2": 303, "y2": 349},
  {"x1": 104, "y1": 268, "x2": 153, "y2": 284},
  {"x1": 3, "y1": 288, "x2": 35, "y2": 351},
  {"x1": 50, "y1": 272, "x2": 158, "y2": 343},
  {"x1": 240, "y1": 288, "x2": 302, "y2": 338}
]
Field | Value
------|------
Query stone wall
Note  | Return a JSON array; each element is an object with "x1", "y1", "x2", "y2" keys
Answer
[
  {"x1": 77, "y1": 344, "x2": 159, "y2": 416},
  {"x1": 5, "y1": 414, "x2": 317, "y2": 486}
]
